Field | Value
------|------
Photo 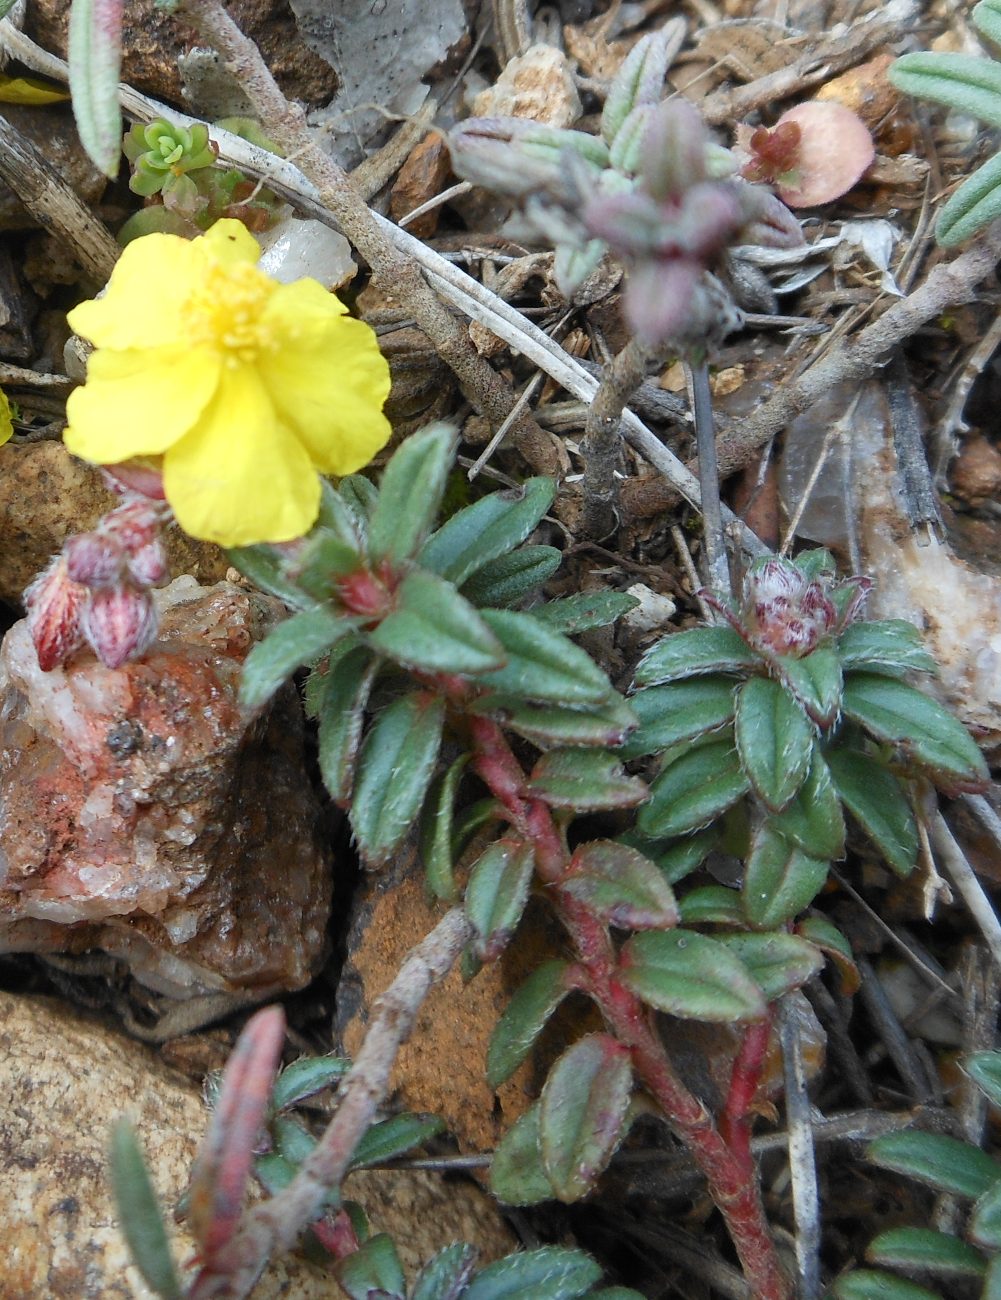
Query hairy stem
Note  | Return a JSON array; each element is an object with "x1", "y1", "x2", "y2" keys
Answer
[
  {"x1": 469, "y1": 715, "x2": 791, "y2": 1299},
  {"x1": 173, "y1": 0, "x2": 558, "y2": 476},
  {"x1": 721, "y1": 1015, "x2": 773, "y2": 1168},
  {"x1": 582, "y1": 338, "x2": 655, "y2": 541}
]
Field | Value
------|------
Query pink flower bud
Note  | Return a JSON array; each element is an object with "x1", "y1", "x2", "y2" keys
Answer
[
  {"x1": 64, "y1": 532, "x2": 125, "y2": 587},
  {"x1": 747, "y1": 558, "x2": 806, "y2": 607},
  {"x1": 800, "y1": 582, "x2": 837, "y2": 633},
  {"x1": 837, "y1": 576, "x2": 873, "y2": 629},
  {"x1": 99, "y1": 499, "x2": 165, "y2": 552},
  {"x1": 24, "y1": 556, "x2": 87, "y2": 671},
  {"x1": 82, "y1": 584, "x2": 159, "y2": 669},
  {"x1": 101, "y1": 460, "x2": 167, "y2": 500},
  {"x1": 126, "y1": 538, "x2": 169, "y2": 588}
]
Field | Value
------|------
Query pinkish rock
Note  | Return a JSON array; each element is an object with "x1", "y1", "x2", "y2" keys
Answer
[{"x1": 0, "y1": 577, "x2": 332, "y2": 997}]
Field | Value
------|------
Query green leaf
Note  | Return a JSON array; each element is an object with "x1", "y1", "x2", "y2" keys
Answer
[
  {"x1": 420, "y1": 754, "x2": 469, "y2": 902},
  {"x1": 867, "y1": 1131, "x2": 1001, "y2": 1199},
  {"x1": 796, "y1": 916, "x2": 860, "y2": 994},
  {"x1": 619, "y1": 677, "x2": 737, "y2": 758},
  {"x1": 350, "y1": 692, "x2": 446, "y2": 867},
  {"x1": 349, "y1": 1113, "x2": 445, "y2": 1169},
  {"x1": 271, "y1": 1055, "x2": 350, "y2": 1112},
  {"x1": 867, "y1": 1227, "x2": 986, "y2": 1277},
  {"x1": 837, "y1": 620, "x2": 937, "y2": 677},
  {"x1": 602, "y1": 28, "x2": 671, "y2": 143},
  {"x1": 742, "y1": 824, "x2": 828, "y2": 928},
  {"x1": 973, "y1": 1178, "x2": 1001, "y2": 1249},
  {"x1": 367, "y1": 422, "x2": 457, "y2": 566},
  {"x1": 315, "y1": 646, "x2": 378, "y2": 804},
  {"x1": 777, "y1": 645, "x2": 843, "y2": 727},
  {"x1": 965, "y1": 1051, "x2": 1001, "y2": 1110},
  {"x1": 479, "y1": 609, "x2": 615, "y2": 706},
  {"x1": 718, "y1": 932, "x2": 824, "y2": 1002},
  {"x1": 974, "y1": 0, "x2": 1001, "y2": 46},
  {"x1": 462, "y1": 546, "x2": 563, "y2": 607},
  {"x1": 109, "y1": 1121, "x2": 182, "y2": 1300},
  {"x1": 938, "y1": 151, "x2": 1001, "y2": 247},
  {"x1": 462, "y1": 1246, "x2": 602, "y2": 1300},
  {"x1": 369, "y1": 569, "x2": 505, "y2": 676},
  {"x1": 335, "y1": 1233, "x2": 407, "y2": 1300},
  {"x1": 618, "y1": 930, "x2": 767, "y2": 1022},
  {"x1": 677, "y1": 884, "x2": 743, "y2": 925},
  {"x1": 644, "y1": 830, "x2": 719, "y2": 883},
  {"x1": 226, "y1": 543, "x2": 316, "y2": 610},
  {"x1": 240, "y1": 606, "x2": 353, "y2": 713},
  {"x1": 274, "y1": 1115, "x2": 317, "y2": 1164},
  {"x1": 540, "y1": 1035, "x2": 633, "y2": 1202},
  {"x1": 339, "y1": 473, "x2": 379, "y2": 533},
  {"x1": 791, "y1": 549, "x2": 836, "y2": 581},
  {"x1": 290, "y1": 533, "x2": 364, "y2": 601},
  {"x1": 254, "y1": 1151, "x2": 297, "y2": 1195},
  {"x1": 487, "y1": 960, "x2": 574, "y2": 1089},
  {"x1": 412, "y1": 1244, "x2": 479, "y2": 1300},
  {"x1": 530, "y1": 590, "x2": 640, "y2": 635},
  {"x1": 767, "y1": 751, "x2": 846, "y2": 861},
  {"x1": 890, "y1": 52, "x2": 1001, "y2": 130},
  {"x1": 474, "y1": 693, "x2": 638, "y2": 749},
  {"x1": 560, "y1": 840, "x2": 678, "y2": 930},
  {"x1": 842, "y1": 673, "x2": 989, "y2": 792},
  {"x1": 829, "y1": 1270, "x2": 944, "y2": 1300},
  {"x1": 826, "y1": 747, "x2": 918, "y2": 876},
  {"x1": 528, "y1": 749, "x2": 648, "y2": 811},
  {"x1": 0, "y1": 0, "x2": 23, "y2": 18},
  {"x1": 634, "y1": 625, "x2": 757, "y2": 687},
  {"x1": 984, "y1": 1256, "x2": 1001, "y2": 1300},
  {"x1": 735, "y1": 677, "x2": 815, "y2": 811},
  {"x1": 489, "y1": 1102, "x2": 553, "y2": 1206},
  {"x1": 68, "y1": 0, "x2": 122, "y2": 178},
  {"x1": 638, "y1": 740, "x2": 750, "y2": 838},
  {"x1": 419, "y1": 477, "x2": 555, "y2": 586},
  {"x1": 465, "y1": 837, "x2": 536, "y2": 961}
]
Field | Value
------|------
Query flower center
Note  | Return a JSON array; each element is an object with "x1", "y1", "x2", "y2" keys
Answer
[{"x1": 184, "y1": 260, "x2": 278, "y2": 366}]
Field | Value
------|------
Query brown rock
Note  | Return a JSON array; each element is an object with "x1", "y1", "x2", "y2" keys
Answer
[
  {"x1": 951, "y1": 435, "x2": 1001, "y2": 508},
  {"x1": 390, "y1": 132, "x2": 453, "y2": 240},
  {"x1": 0, "y1": 441, "x2": 228, "y2": 605},
  {"x1": 26, "y1": 0, "x2": 337, "y2": 109},
  {"x1": 0, "y1": 104, "x2": 106, "y2": 232},
  {"x1": 0, "y1": 991, "x2": 515, "y2": 1298},
  {"x1": 0, "y1": 577, "x2": 332, "y2": 996}
]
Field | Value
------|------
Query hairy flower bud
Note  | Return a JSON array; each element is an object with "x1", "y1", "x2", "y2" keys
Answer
[
  {"x1": 82, "y1": 585, "x2": 159, "y2": 670},
  {"x1": 24, "y1": 557, "x2": 87, "y2": 671},
  {"x1": 126, "y1": 539, "x2": 169, "y2": 588},
  {"x1": 64, "y1": 532, "x2": 125, "y2": 587}
]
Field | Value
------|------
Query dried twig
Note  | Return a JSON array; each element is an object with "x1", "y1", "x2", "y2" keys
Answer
[
  {"x1": 582, "y1": 337, "x2": 654, "y2": 540},
  {"x1": 779, "y1": 997, "x2": 821, "y2": 1300},
  {"x1": 931, "y1": 811, "x2": 1001, "y2": 971}
]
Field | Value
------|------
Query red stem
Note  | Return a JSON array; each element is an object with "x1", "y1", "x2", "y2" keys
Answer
[
  {"x1": 468, "y1": 715, "x2": 792, "y2": 1300},
  {"x1": 721, "y1": 1016, "x2": 774, "y2": 1168}
]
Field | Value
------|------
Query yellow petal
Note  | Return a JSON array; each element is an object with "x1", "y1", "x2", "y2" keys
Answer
[
  {"x1": 0, "y1": 390, "x2": 12, "y2": 446},
  {"x1": 68, "y1": 234, "x2": 205, "y2": 350},
  {"x1": 259, "y1": 313, "x2": 392, "y2": 475},
  {"x1": 197, "y1": 219, "x2": 262, "y2": 270},
  {"x1": 64, "y1": 346, "x2": 221, "y2": 463},
  {"x1": 262, "y1": 277, "x2": 349, "y2": 341},
  {"x1": 163, "y1": 364, "x2": 320, "y2": 546},
  {"x1": 0, "y1": 74, "x2": 69, "y2": 105}
]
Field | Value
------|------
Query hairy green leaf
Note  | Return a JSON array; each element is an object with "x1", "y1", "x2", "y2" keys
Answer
[
  {"x1": 620, "y1": 676, "x2": 737, "y2": 758},
  {"x1": 349, "y1": 1113, "x2": 445, "y2": 1169},
  {"x1": 619, "y1": 930, "x2": 767, "y2": 1022},
  {"x1": 796, "y1": 916, "x2": 860, "y2": 994},
  {"x1": 271, "y1": 1055, "x2": 350, "y2": 1112},
  {"x1": 965, "y1": 1051, "x2": 1001, "y2": 1110},
  {"x1": 829, "y1": 1270, "x2": 943, "y2": 1300},
  {"x1": 474, "y1": 692, "x2": 638, "y2": 749},
  {"x1": 412, "y1": 1244, "x2": 479, "y2": 1300},
  {"x1": 777, "y1": 645, "x2": 843, "y2": 727},
  {"x1": 530, "y1": 590, "x2": 640, "y2": 635},
  {"x1": 462, "y1": 1246, "x2": 603, "y2": 1300},
  {"x1": 462, "y1": 545, "x2": 563, "y2": 607},
  {"x1": 68, "y1": 0, "x2": 123, "y2": 178},
  {"x1": 676, "y1": 884, "x2": 743, "y2": 925},
  {"x1": 638, "y1": 740, "x2": 750, "y2": 838},
  {"x1": 315, "y1": 646, "x2": 378, "y2": 804},
  {"x1": 826, "y1": 747, "x2": 918, "y2": 876},
  {"x1": 768, "y1": 751, "x2": 845, "y2": 861},
  {"x1": 479, "y1": 609, "x2": 614, "y2": 705},
  {"x1": 109, "y1": 1121, "x2": 182, "y2": 1300},
  {"x1": 335, "y1": 1233, "x2": 407, "y2": 1300},
  {"x1": 489, "y1": 1102, "x2": 553, "y2": 1206},
  {"x1": 867, "y1": 1227, "x2": 985, "y2": 1277},
  {"x1": 367, "y1": 422, "x2": 457, "y2": 566},
  {"x1": 350, "y1": 692, "x2": 445, "y2": 867},
  {"x1": 890, "y1": 52, "x2": 1001, "y2": 129},
  {"x1": 465, "y1": 837, "x2": 535, "y2": 961},
  {"x1": 634, "y1": 625, "x2": 757, "y2": 686},
  {"x1": 719, "y1": 932, "x2": 824, "y2": 1002},
  {"x1": 736, "y1": 677, "x2": 814, "y2": 811},
  {"x1": 560, "y1": 840, "x2": 678, "y2": 930},
  {"x1": 369, "y1": 569, "x2": 505, "y2": 675},
  {"x1": 540, "y1": 1035, "x2": 633, "y2": 1202},
  {"x1": 837, "y1": 620, "x2": 937, "y2": 677},
  {"x1": 868, "y1": 1130, "x2": 1001, "y2": 1199},
  {"x1": 419, "y1": 477, "x2": 555, "y2": 585},
  {"x1": 937, "y1": 150, "x2": 1001, "y2": 246},
  {"x1": 240, "y1": 606, "x2": 351, "y2": 712},
  {"x1": 420, "y1": 754, "x2": 469, "y2": 902},
  {"x1": 602, "y1": 27, "x2": 672, "y2": 143},
  {"x1": 488, "y1": 960, "x2": 574, "y2": 1089},
  {"x1": 527, "y1": 748, "x2": 648, "y2": 811},
  {"x1": 742, "y1": 824, "x2": 828, "y2": 928},
  {"x1": 225, "y1": 543, "x2": 316, "y2": 610},
  {"x1": 843, "y1": 673, "x2": 989, "y2": 792}
]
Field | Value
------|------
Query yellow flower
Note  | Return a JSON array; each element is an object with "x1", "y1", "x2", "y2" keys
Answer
[
  {"x1": 0, "y1": 390, "x2": 12, "y2": 446},
  {"x1": 64, "y1": 219, "x2": 392, "y2": 546}
]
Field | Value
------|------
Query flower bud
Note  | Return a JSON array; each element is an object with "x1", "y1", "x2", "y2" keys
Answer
[
  {"x1": 641, "y1": 99, "x2": 709, "y2": 203},
  {"x1": 126, "y1": 538, "x2": 169, "y2": 588},
  {"x1": 24, "y1": 557, "x2": 87, "y2": 672},
  {"x1": 64, "y1": 532, "x2": 125, "y2": 587},
  {"x1": 82, "y1": 585, "x2": 159, "y2": 670}
]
